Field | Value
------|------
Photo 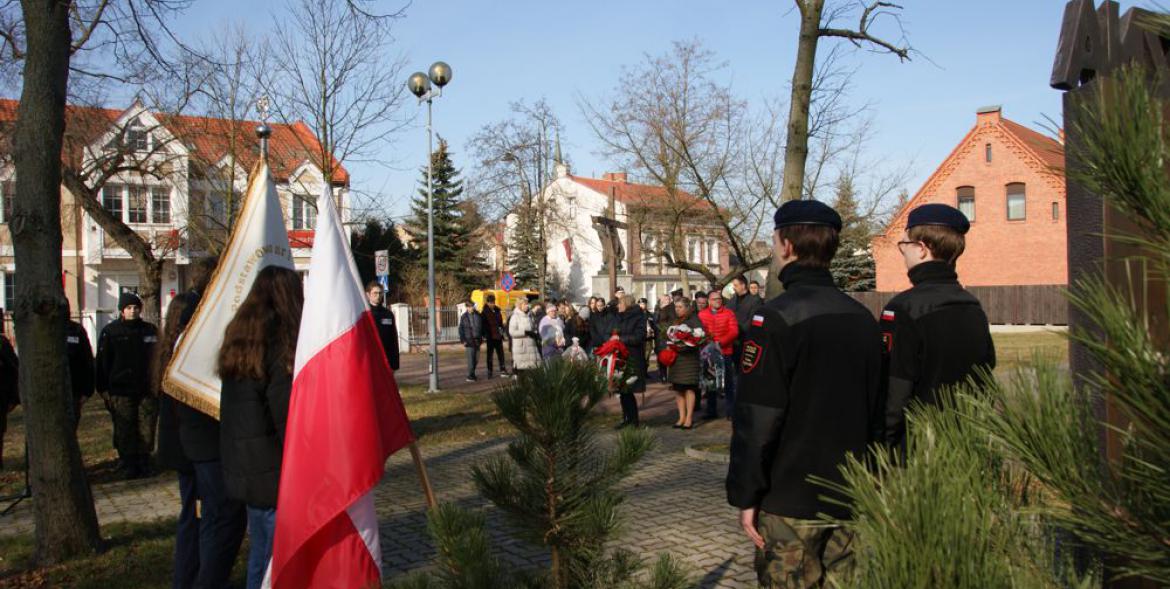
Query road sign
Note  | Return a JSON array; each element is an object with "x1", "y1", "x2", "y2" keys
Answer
[
  {"x1": 375, "y1": 249, "x2": 389, "y2": 276},
  {"x1": 377, "y1": 275, "x2": 390, "y2": 292},
  {"x1": 500, "y1": 272, "x2": 515, "y2": 292}
]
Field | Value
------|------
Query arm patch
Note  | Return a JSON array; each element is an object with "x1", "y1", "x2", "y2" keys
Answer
[{"x1": 741, "y1": 340, "x2": 764, "y2": 373}]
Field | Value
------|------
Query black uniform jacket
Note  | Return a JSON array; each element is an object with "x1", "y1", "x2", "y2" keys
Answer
[
  {"x1": 65, "y1": 320, "x2": 94, "y2": 401},
  {"x1": 728, "y1": 293, "x2": 762, "y2": 344},
  {"x1": 158, "y1": 290, "x2": 223, "y2": 472},
  {"x1": 881, "y1": 261, "x2": 996, "y2": 450},
  {"x1": 220, "y1": 351, "x2": 292, "y2": 509},
  {"x1": 96, "y1": 318, "x2": 158, "y2": 397},
  {"x1": 370, "y1": 304, "x2": 401, "y2": 371},
  {"x1": 726, "y1": 264, "x2": 882, "y2": 521}
]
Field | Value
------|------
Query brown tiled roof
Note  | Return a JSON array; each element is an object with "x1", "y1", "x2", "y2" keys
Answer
[
  {"x1": 0, "y1": 98, "x2": 348, "y2": 184},
  {"x1": 1001, "y1": 119, "x2": 1064, "y2": 172},
  {"x1": 569, "y1": 175, "x2": 713, "y2": 213}
]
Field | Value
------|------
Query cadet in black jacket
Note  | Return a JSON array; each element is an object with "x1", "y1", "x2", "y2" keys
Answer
[
  {"x1": 65, "y1": 317, "x2": 94, "y2": 430},
  {"x1": 726, "y1": 200, "x2": 881, "y2": 588},
  {"x1": 365, "y1": 281, "x2": 400, "y2": 371},
  {"x1": 882, "y1": 204, "x2": 996, "y2": 452},
  {"x1": 96, "y1": 291, "x2": 159, "y2": 478}
]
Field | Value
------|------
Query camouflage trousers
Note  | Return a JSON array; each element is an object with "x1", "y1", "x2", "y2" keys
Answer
[
  {"x1": 103, "y1": 394, "x2": 158, "y2": 464},
  {"x1": 755, "y1": 512, "x2": 855, "y2": 589}
]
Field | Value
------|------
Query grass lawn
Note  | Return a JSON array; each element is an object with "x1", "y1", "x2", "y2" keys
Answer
[
  {"x1": 0, "y1": 519, "x2": 249, "y2": 589},
  {"x1": 399, "y1": 384, "x2": 511, "y2": 447},
  {"x1": 992, "y1": 330, "x2": 1068, "y2": 372}
]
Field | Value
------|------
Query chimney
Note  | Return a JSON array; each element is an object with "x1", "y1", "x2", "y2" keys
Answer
[
  {"x1": 976, "y1": 105, "x2": 1002, "y2": 125},
  {"x1": 602, "y1": 172, "x2": 628, "y2": 183}
]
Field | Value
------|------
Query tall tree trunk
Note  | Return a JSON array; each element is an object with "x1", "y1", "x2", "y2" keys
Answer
[
  {"x1": 766, "y1": 0, "x2": 824, "y2": 298},
  {"x1": 12, "y1": 0, "x2": 103, "y2": 564},
  {"x1": 136, "y1": 259, "x2": 163, "y2": 326}
]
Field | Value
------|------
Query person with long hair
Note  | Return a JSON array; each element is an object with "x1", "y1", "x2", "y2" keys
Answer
[
  {"x1": 217, "y1": 266, "x2": 303, "y2": 589},
  {"x1": 155, "y1": 256, "x2": 247, "y2": 589}
]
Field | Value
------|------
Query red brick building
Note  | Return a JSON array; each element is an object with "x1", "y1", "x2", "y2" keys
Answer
[{"x1": 872, "y1": 106, "x2": 1066, "y2": 291}]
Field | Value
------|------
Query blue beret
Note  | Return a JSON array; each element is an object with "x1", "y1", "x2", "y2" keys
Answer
[
  {"x1": 907, "y1": 203, "x2": 970, "y2": 235},
  {"x1": 773, "y1": 200, "x2": 842, "y2": 232}
]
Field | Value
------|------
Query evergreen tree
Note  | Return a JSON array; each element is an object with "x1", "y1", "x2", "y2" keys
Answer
[
  {"x1": 829, "y1": 175, "x2": 876, "y2": 292},
  {"x1": 393, "y1": 362, "x2": 691, "y2": 589},
  {"x1": 405, "y1": 138, "x2": 488, "y2": 291},
  {"x1": 506, "y1": 198, "x2": 542, "y2": 289},
  {"x1": 350, "y1": 216, "x2": 408, "y2": 301}
]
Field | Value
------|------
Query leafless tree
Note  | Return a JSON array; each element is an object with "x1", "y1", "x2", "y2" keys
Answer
[
  {"x1": 261, "y1": 0, "x2": 410, "y2": 199},
  {"x1": 766, "y1": 0, "x2": 912, "y2": 295},
  {"x1": 466, "y1": 99, "x2": 567, "y2": 295},
  {"x1": 579, "y1": 40, "x2": 773, "y2": 289},
  {"x1": 0, "y1": 0, "x2": 192, "y2": 564}
]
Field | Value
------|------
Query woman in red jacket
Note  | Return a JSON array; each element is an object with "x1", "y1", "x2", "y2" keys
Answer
[{"x1": 698, "y1": 289, "x2": 739, "y2": 418}]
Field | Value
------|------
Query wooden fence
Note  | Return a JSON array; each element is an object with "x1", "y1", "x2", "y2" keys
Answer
[{"x1": 850, "y1": 285, "x2": 1068, "y2": 325}]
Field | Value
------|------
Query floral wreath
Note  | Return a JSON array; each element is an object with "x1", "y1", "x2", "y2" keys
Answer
[{"x1": 657, "y1": 324, "x2": 708, "y2": 368}]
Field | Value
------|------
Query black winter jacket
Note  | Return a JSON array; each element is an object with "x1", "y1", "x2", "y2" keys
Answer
[
  {"x1": 615, "y1": 307, "x2": 648, "y2": 393},
  {"x1": 157, "y1": 290, "x2": 222, "y2": 472},
  {"x1": 481, "y1": 306, "x2": 506, "y2": 341},
  {"x1": 0, "y1": 336, "x2": 17, "y2": 411},
  {"x1": 727, "y1": 293, "x2": 762, "y2": 345},
  {"x1": 219, "y1": 352, "x2": 292, "y2": 508},
  {"x1": 95, "y1": 318, "x2": 158, "y2": 397},
  {"x1": 65, "y1": 320, "x2": 94, "y2": 401},
  {"x1": 881, "y1": 261, "x2": 996, "y2": 451},
  {"x1": 370, "y1": 304, "x2": 401, "y2": 371},
  {"x1": 590, "y1": 306, "x2": 617, "y2": 348},
  {"x1": 726, "y1": 264, "x2": 881, "y2": 521}
]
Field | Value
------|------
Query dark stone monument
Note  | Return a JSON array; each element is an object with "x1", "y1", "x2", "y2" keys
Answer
[{"x1": 1052, "y1": 2, "x2": 1169, "y2": 587}]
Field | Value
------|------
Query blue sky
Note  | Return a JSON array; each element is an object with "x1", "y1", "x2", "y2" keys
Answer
[{"x1": 173, "y1": 0, "x2": 1087, "y2": 219}]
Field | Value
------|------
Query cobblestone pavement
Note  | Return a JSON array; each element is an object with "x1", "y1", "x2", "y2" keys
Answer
[{"x1": 1, "y1": 360, "x2": 757, "y2": 587}]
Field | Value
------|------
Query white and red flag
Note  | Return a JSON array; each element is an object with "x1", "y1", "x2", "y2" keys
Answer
[{"x1": 265, "y1": 182, "x2": 414, "y2": 588}]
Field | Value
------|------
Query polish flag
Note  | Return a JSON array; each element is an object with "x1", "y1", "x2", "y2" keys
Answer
[{"x1": 265, "y1": 183, "x2": 414, "y2": 588}]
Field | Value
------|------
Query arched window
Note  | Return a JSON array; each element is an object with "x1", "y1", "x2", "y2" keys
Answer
[
  {"x1": 1006, "y1": 183, "x2": 1026, "y2": 220},
  {"x1": 957, "y1": 186, "x2": 975, "y2": 221}
]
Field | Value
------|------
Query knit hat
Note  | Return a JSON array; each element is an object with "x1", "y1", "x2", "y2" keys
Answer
[{"x1": 118, "y1": 291, "x2": 143, "y2": 311}]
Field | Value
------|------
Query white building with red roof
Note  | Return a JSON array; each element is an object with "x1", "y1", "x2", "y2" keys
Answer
[
  {"x1": 0, "y1": 99, "x2": 349, "y2": 341},
  {"x1": 505, "y1": 154, "x2": 729, "y2": 303}
]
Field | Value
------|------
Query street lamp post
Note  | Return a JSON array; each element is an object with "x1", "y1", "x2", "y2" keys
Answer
[{"x1": 408, "y1": 61, "x2": 452, "y2": 394}]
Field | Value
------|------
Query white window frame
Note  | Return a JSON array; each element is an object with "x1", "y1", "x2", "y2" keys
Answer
[
  {"x1": 1006, "y1": 183, "x2": 1026, "y2": 221},
  {"x1": 101, "y1": 182, "x2": 172, "y2": 226},
  {"x1": 291, "y1": 193, "x2": 317, "y2": 230}
]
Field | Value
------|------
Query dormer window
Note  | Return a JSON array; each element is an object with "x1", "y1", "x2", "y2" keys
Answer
[
  {"x1": 291, "y1": 193, "x2": 317, "y2": 230},
  {"x1": 125, "y1": 117, "x2": 151, "y2": 152}
]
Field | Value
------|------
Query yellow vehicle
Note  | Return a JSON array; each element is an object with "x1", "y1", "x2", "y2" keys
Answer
[{"x1": 470, "y1": 288, "x2": 540, "y2": 321}]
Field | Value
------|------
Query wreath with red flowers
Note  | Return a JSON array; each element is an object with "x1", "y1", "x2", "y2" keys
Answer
[{"x1": 657, "y1": 324, "x2": 708, "y2": 368}]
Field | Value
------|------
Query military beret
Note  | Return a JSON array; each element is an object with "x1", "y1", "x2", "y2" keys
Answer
[
  {"x1": 907, "y1": 203, "x2": 970, "y2": 235},
  {"x1": 773, "y1": 200, "x2": 843, "y2": 232}
]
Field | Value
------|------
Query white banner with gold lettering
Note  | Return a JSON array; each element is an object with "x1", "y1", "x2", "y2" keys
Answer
[{"x1": 163, "y1": 160, "x2": 294, "y2": 417}]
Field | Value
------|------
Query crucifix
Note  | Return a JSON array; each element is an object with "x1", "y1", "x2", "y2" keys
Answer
[{"x1": 592, "y1": 187, "x2": 627, "y2": 296}]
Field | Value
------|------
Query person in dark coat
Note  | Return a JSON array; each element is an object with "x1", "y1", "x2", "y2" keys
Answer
[
  {"x1": 654, "y1": 294, "x2": 676, "y2": 383},
  {"x1": 365, "y1": 281, "x2": 400, "y2": 371},
  {"x1": 65, "y1": 317, "x2": 94, "y2": 431},
  {"x1": 0, "y1": 331, "x2": 17, "y2": 471},
  {"x1": 218, "y1": 266, "x2": 302, "y2": 589},
  {"x1": 480, "y1": 294, "x2": 508, "y2": 378},
  {"x1": 155, "y1": 257, "x2": 246, "y2": 589},
  {"x1": 725, "y1": 275, "x2": 761, "y2": 420},
  {"x1": 882, "y1": 204, "x2": 996, "y2": 453},
  {"x1": 96, "y1": 291, "x2": 158, "y2": 478},
  {"x1": 727, "y1": 200, "x2": 881, "y2": 587},
  {"x1": 458, "y1": 297, "x2": 483, "y2": 381},
  {"x1": 612, "y1": 295, "x2": 647, "y2": 428}
]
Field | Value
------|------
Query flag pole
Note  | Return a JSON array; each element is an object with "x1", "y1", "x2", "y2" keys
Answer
[{"x1": 408, "y1": 442, "x2": 437, "y2": 509}]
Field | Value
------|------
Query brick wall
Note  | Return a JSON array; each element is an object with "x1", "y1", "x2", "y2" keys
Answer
[{"x1": 874, "y1": 109, "x2": 1068, "y2": 291}]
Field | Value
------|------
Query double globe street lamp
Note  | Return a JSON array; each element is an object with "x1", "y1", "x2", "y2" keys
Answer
[{"x1": 407, "y1": 61, "x2": 452, "y2": 394}]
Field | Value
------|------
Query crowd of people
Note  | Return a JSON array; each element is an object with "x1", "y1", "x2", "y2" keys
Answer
[
  {"x1": 0, "y1": 196, "x2": 996, "y2": 589},
  {"x1": 456, "y1": 279, "x2": 768, "y2": 431}
]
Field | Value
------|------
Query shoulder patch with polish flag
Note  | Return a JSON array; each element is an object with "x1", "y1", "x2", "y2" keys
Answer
[
  {"x1": 881, "y1": 310, "x2": 896, "y2": 322},
  {"x1": 751, "y1": 314, "x2": 765, "y2": 327}
]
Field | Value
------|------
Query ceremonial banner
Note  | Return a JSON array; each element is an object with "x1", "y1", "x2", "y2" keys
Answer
[
  {"x1": 163, "y1": 161, "x2": 294, "y2": 417},
  {"x1": 265, "y1": 182, "x2": 414, "y2": 588}
]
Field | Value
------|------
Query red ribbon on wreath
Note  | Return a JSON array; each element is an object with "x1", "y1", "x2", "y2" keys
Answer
[{"x1": 593, "y1": 337, "x2": 630, "y2": 391}]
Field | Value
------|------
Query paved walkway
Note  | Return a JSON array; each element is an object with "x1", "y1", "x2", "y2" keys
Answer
[{"x1": 1, "y1": 357, "x2": 758, "y2": 587}]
